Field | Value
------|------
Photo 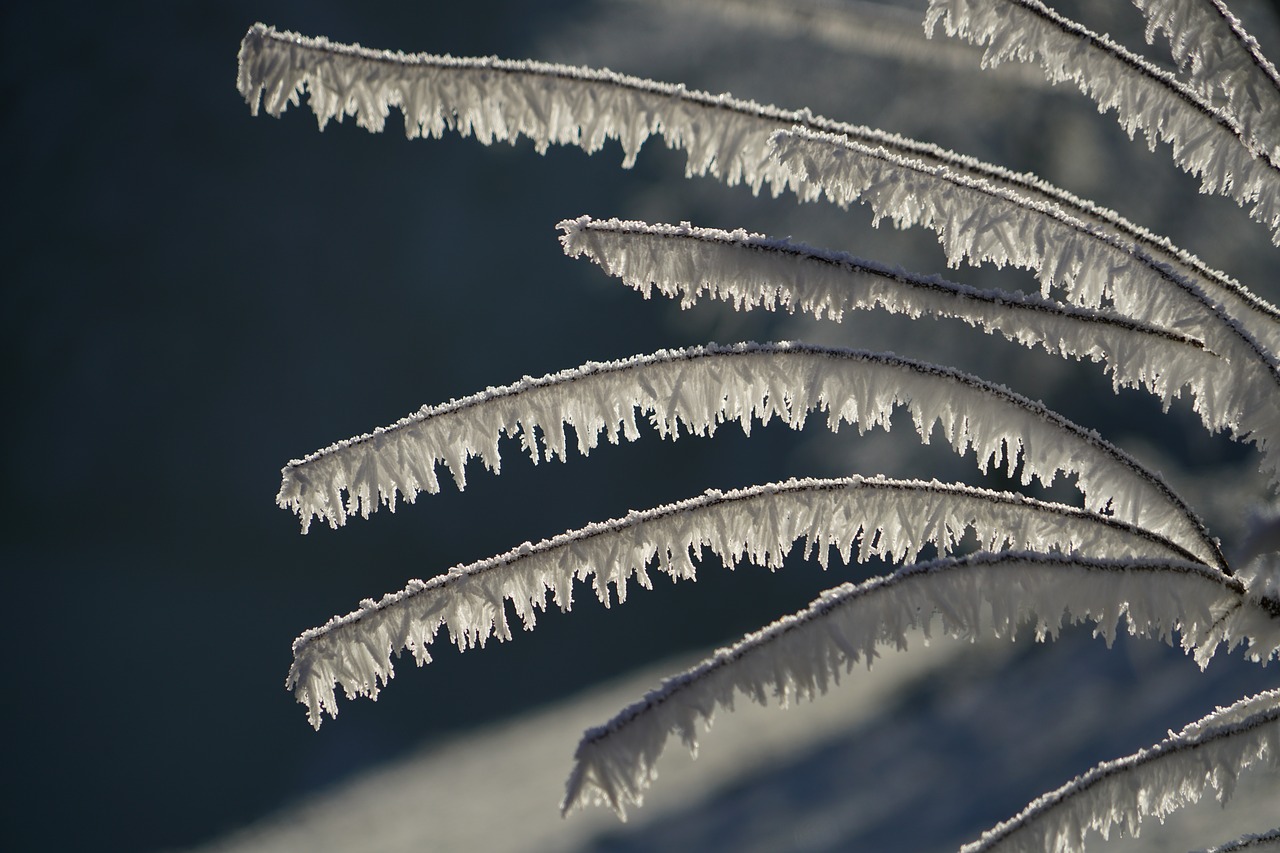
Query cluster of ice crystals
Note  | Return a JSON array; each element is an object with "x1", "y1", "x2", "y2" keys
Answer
[
  {"x1": 1134, "y1": 0, "x2": 1280, "y2": 160},
  {"x1": 236, "y1": 22, "x2": 815, "y2": 197},
  {"x1": 276, "y1": 342, "x2": 1222, "y2": 567},
  {"x1": 561, "y1": 215, "x2": 1234, "y2": 432},
  {"x1": 562, "y1": 553, "x2": 1274, "y2": 819},
  {"x1": 237, "y1": 22, "x2": 1280, "y2": 356},
  {"x1": 287, "y1": 476, "x2": 1199, "y2": 728},
  {"x1": 770, "y1": 127, "x2": 1280, "y2": 482},
  {"x1": 965, "y1": 689, "x2": 1280, "y2": 852},
  {"x1": 1240, "y1": 553, "x2": 1280, "y2": 602},
  {"x1": 924, "y1": 0, "x2": 1280, "y2": 241}
]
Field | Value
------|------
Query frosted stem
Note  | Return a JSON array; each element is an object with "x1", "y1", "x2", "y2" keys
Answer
[
  {"x1": 287, "y1": 476, "x2": 1198, "y2": 727},
  {"x1": 562, "y1": 553, "x2": 1280, "y2": 819},
  {"x1": 237, "y1": 23, "x2": 1280, "y2": 354},
  {"x1": 561, "y1": 216, "x2": 1245, "y2": 440},
  {"x1": 964, "y1": 689, "x2": 1280, "y2": 852},
  {"x1": 771, "y1": 127, "x2": 1280, "y2": 483},
  {"x1": 1197, "y1": 828, "x2": 1280, "y2": 852},
  {"x1": 277, "y1": 342, "x2": 1226, "y2": 570},
  {"x1": 925, "y1": 0, "x2": 1280, "y2": 240},
  {"x1": 1133, "y1": 0, "x2": 1280, "y2": 159}
]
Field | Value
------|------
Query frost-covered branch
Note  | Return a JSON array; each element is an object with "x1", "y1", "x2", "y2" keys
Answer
[
  {"x1": 925, "y1": 0, "x2": 1280, "y2": 240},
  {"x1": 766, "y1": 125, "x2": 1262, "y2": 356},
  {"x1": 562, "y1": 553, "x2": 1280, "y2": 819},
  {"x1": 560, "y1": 216, "x2": 1244, "y2": 434},
  {"x1": 238, "y1": 23, "x2": 1280, "y2": 353},
  {"x1": 287, "y1": 476, "x2": 1198, "y2": 727},
  {"x1": 276, "y1": 342, "x2": 1225, "y2": 569},
  {"x1": 1133, "y1": 0, "x2": 1280, "y2": 159},
  {"x1": 770, "y1": 127, "x2": 1280, "y2": 481},
  {"x1": 1199, "y1": 828, "x2": 1280, "y2": 852},
  {"x1": 237, "y1": 22, "x2": 810, "y2": 196},
  {"x1": 963, "y1": 688, "x2": 1280, "y2": 852},
  {"x1": 248, "y1": 8, "x2": 1280, "y2": 844},
  {"x1": 636, "y1": 0, "x2": 1053, "y2": 86}
]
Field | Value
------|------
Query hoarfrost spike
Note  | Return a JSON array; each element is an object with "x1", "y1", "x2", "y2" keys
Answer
[
  {"x1": 277, "y1": 342, "x2": 1225, "y2": 570},
  {"x1": 287, "y1": 476, "x2": 1197, "y2": 728},
  {"x1": 1132, "y1": 0, "x2": 1280, "y2": 159},
  {"x1": 238, "y1": 22, "x2": 1280, "y2": 353},
  {"x1": 963, "y1": 688, "x2": 1280, "y2": 852},
  {"x1": 562, "y1": 554, "x2": 1280, "y2": 819},
  {"x1": 560, "y1": 216, "x2": 1246, "y2": 440},
  {"x1": 769, "y1": 127, "x2": 1280, "y2": 483},
  {"x1": 925, "y1": 0, "x2": 1280, "y2": 241}
]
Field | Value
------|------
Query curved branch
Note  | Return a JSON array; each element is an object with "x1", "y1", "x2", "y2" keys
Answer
[
  {"x1": 276, "y1": 342, "x2": 1225, "y2": 570},
  {"x1": 237, "y1": 23, "x2": 1280, "y2": 354},
  {"x1": 925, "y1": 0, "x2": 1280, "y2": 239},
  {"x1": 562, "y1": 553, "x2": 1280, "y2": 818},
  {"x1": 1198, "y1": 828, "x2": 1280, "y2": 852},
  {"x1": 287, "y1": 476, "x2": 1197, "y2": 727},
  {"x1": 965, "y1": 688, "x2": 1280, "y2": 852},
  {"x1": 1133, "y1": 0, "x2": 1280, "y2": 159},
  {"x1": 560, "y1": 216, "x2": 1242, "y2": 436},
  {"x1": 770, "y1": 126, "x2": 1280, "y2": 483}
]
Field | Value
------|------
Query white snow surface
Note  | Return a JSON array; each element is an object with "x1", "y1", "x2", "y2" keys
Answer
[
  {"x1": 189, "y1": 629, "x2": 1280, "y2": 853},
  {"x1": 192, "y1": 635, "x2": 982, "y2": 853}
]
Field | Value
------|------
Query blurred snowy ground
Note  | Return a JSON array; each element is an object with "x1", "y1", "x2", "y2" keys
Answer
[
  {"x1": 192, "y1": 633, "x2": 968, "y2": 853},
  {"x1": 191, "y1": 626, "x2": 1279, "y2": 853}
]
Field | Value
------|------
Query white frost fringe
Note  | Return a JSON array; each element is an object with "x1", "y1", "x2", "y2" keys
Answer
[
  {"x1": 769, "y1": 127, "x2": 1280, "y2": 482},
  {"x1": 237, "y1": 22, "x2": 810, "y2": 196},
  {"x1": 276, "y1": 342, "x2": 1223, "y2": 569},
  {"x1": 286, "y1": 477, "x2": 1197, "y2": 728},
  {"x1": 236, "y1": 22, "x2": 1280, "y2": 354},
  {"x1": 924, "y1": 0, "x2": 1280, "y2": 240},
  {"x1": 1196, "y1": 827, "x2": 1280, "y2": 852},
  {"x1": 963, "y1": 688, "x2": 1280, "y2": 852},
  {"x1": 561, "y1": 553, "x2": 1280, "y2": 819},
  {"x1": 1133, "y1": 0, "x2": 1280, "y2": 160},
  {"x1": 560, "y1": 216, "x2": 1239, "y2": 436}
]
